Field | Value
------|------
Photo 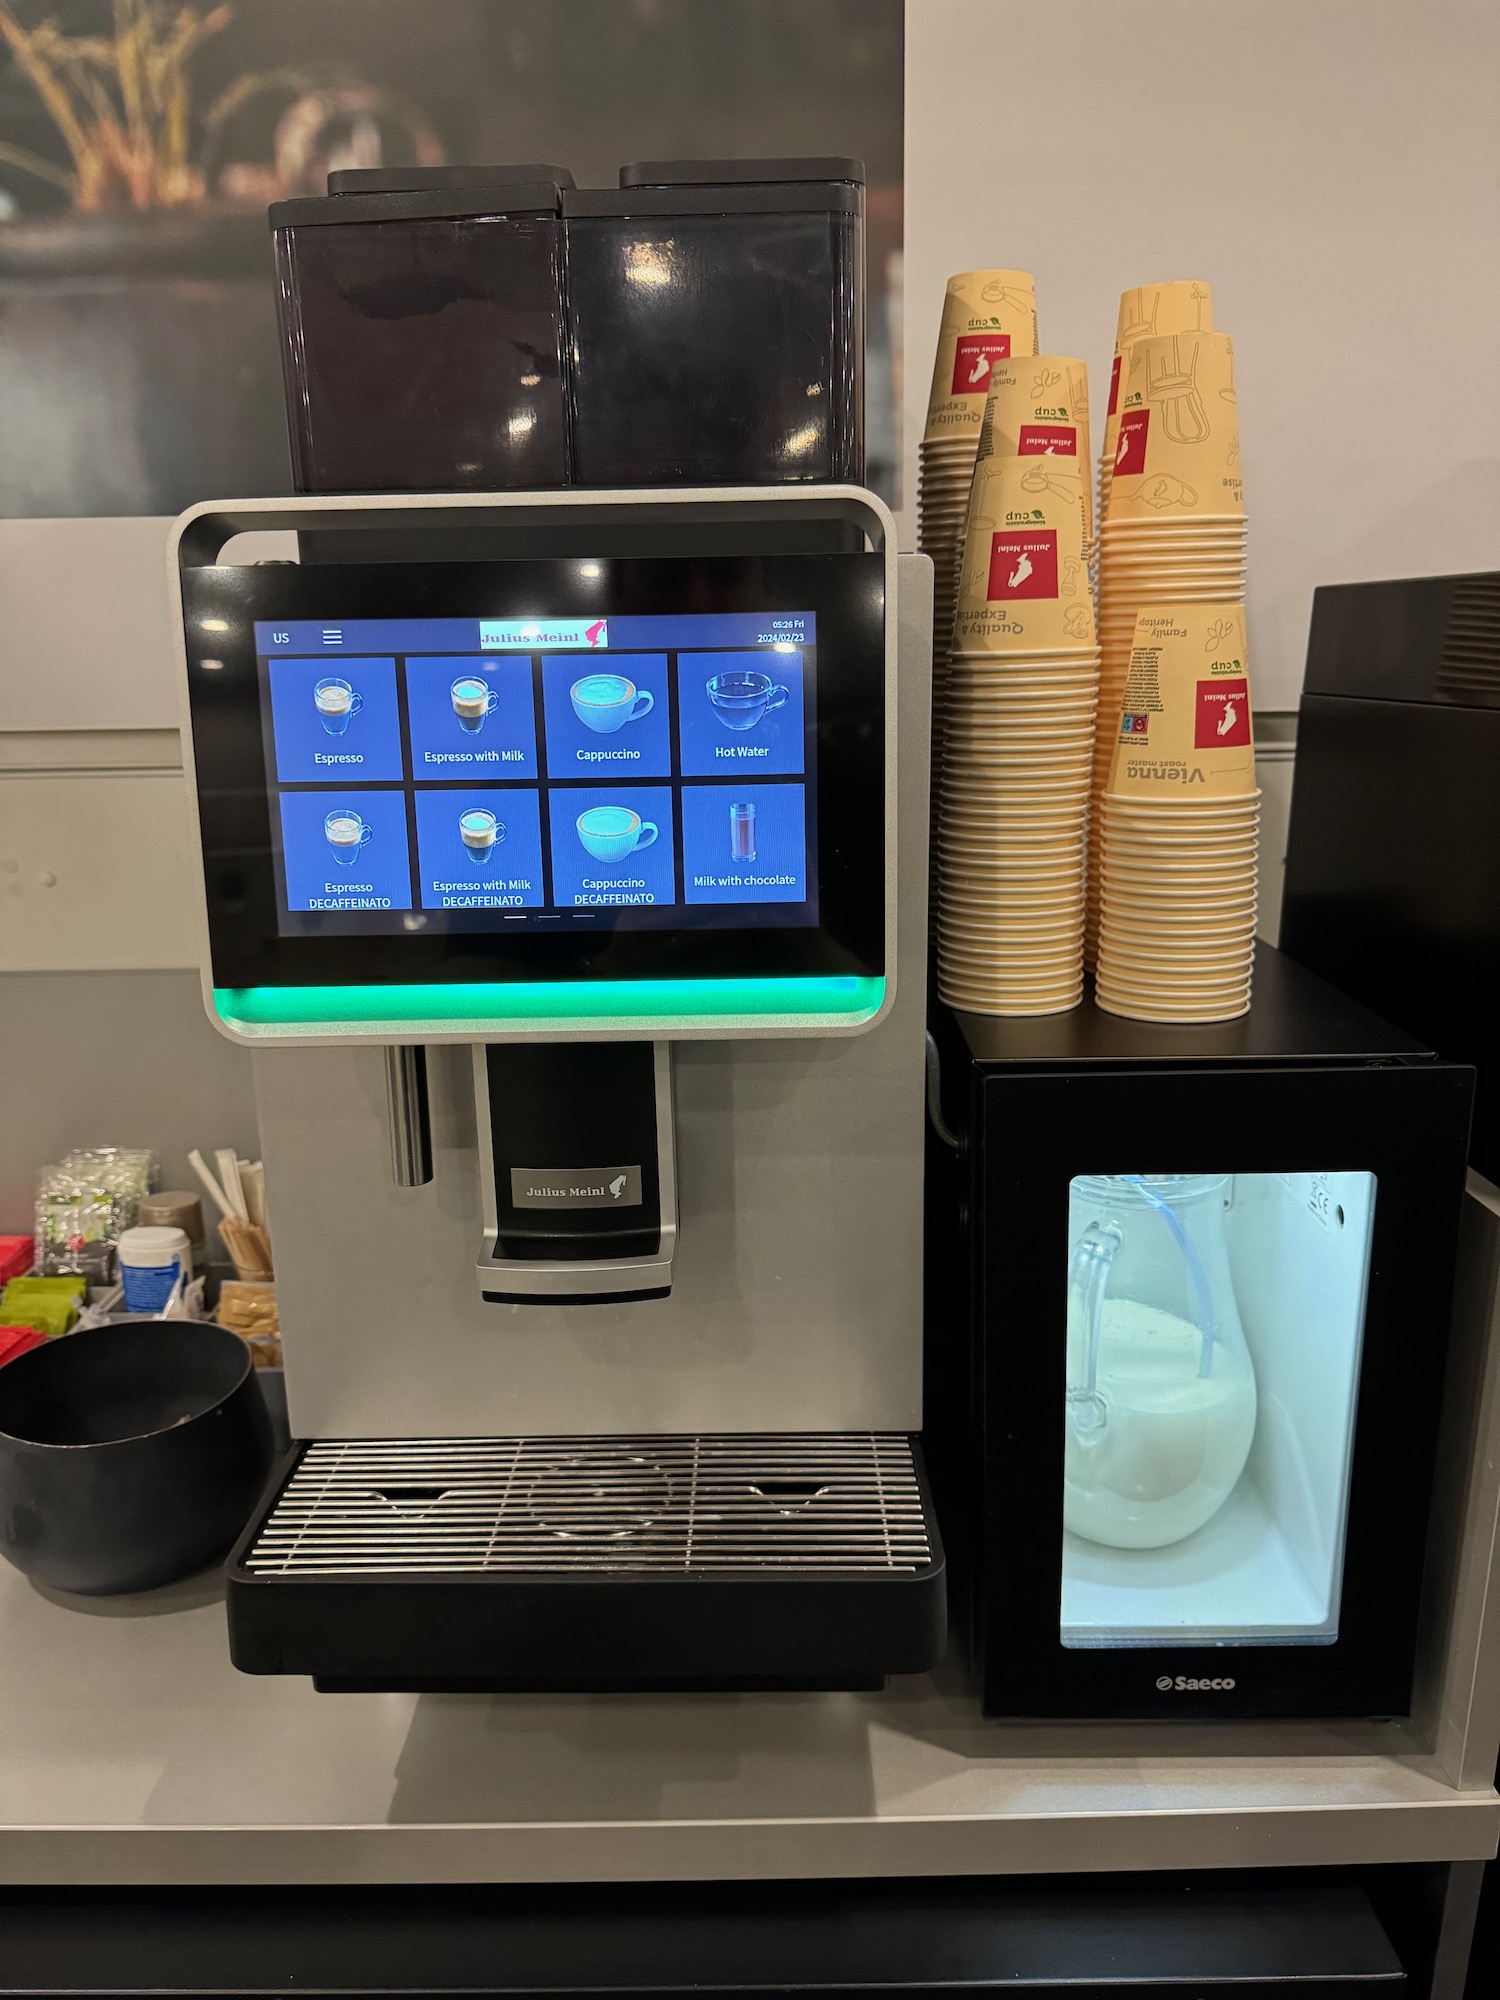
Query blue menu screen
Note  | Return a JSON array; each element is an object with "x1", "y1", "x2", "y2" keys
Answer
[{"x1": 254, "y1": 611, "x2": 816, "y2": 934}]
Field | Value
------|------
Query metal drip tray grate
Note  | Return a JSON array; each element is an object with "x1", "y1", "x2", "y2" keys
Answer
[{"x1": 245, "y1": 1433, "x2": 933, "y2": 1577}]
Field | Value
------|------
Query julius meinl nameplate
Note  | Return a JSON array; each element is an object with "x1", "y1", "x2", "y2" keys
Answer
[{"x1": 510, "y1": 1167, "x2": 643, "y2": 1209}]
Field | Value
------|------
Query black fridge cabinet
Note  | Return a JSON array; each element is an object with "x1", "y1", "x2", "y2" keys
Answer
[{"x1": 925, "y1": 944, "x2": 1474, "y2": 1721}]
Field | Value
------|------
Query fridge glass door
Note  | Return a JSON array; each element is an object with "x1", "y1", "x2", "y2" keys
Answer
[{"x1": 1061, "y1": 1171, "x2": 1376, "y2": 1648}]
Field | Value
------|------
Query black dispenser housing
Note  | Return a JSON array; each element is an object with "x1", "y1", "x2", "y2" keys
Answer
[{"x1": 270, "y1": 157, "x2": 865, "y2": 494}]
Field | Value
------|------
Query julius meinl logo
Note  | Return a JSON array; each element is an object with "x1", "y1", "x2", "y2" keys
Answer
[{"x1": 1157, "y1": 1674, "x2": 1237, "y2": 1692}]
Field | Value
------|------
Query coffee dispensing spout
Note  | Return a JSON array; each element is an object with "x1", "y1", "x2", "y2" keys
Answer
[{"x1": 384, "y1": 1046, "x2": 432, "y2": 1187}]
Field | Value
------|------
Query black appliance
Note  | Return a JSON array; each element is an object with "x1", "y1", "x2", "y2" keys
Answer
[
  {"x1": 270, "y1": 157, "x2": 864, "y2": 496},
  {"x1": 1279, "y1": 571, "x2": 1500, "y2": 1184},
  {"x1": 925, "y1": 943, "x2": 1474, "y2": 1720},
  {"x1": 271, "y1": 167, "x2": 572, "y2": 495},
  {"x1": 566, "y1": 158, "x2": 864, "y2": 487}
]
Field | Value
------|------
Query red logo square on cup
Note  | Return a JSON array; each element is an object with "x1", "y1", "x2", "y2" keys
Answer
[
  {"x1": 1018, "y1": 423, "x2": 1078, "y2": 457},
  {"x1": 987, "y1": 530, "x2": 1059, "y2": 601},
  {"x1": 951, "y1": 333, "x2": 1011, "y2": 394},
  {"x1": 1195, "y1": 677, "x2": 1251, "y2": 748},
  {"x1": 1114, "y1": 408, "x2": 1150, "y2": 475},
  {"x1": 1108, "y1": 352, "x2": 1123, "y2": 417}
]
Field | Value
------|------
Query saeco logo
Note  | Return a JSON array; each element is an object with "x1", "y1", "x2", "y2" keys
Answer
[{"x1": 1157, "y1": 1674, "x2": 1236, "y2": 1692}]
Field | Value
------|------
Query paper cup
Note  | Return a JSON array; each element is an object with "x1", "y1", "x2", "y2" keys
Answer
[
  {"x1": 943, "y1": 919, "x2": 1086, "y2": 943},
  {"x1": 1102, "y1": 515, "x2": 1247, "y2": 534},
  {"x1": 1103, "y1": 604, "x2": 1258, "y2": 802},
  {"x1": 944, "y1": 891, "x2": 1088, "y2": 915},
  {"x1": 1104, "y1": 825, "x2": 1259, "y2": 850},
  {"x1": 1102, "y1": 864, "x2": 1258, "y2": 889},
  {"x1": 1106, "y1": 331, "x2": 1243, "y2": 523},
  {"x1": 943, "y1": 769, "x2": 1093, "y2": 791},
  {"x1": 939, "y1": 987, "x2": 1084, "y2": 1019},
  {"x1": 941, "y1": 796, "x2": 1091, "y2": 819},
  {"x1": 1097, "y1": 970, "x2": 1255, "y2": 995},
  {"x1": 1099, "y1": 971, "x2": 1257, "y2": 995},
  {"x1": 1102, "y1": 792, "x2": 1262, "y2": 818},
  {"x1": 1100, "y1": 281, "x2": 1215, "y2": 508},
  {"x1": 1095, "y1": 996, "x2": 1251, "y2": 1024},
  {"x1": 1100, "y1": 951, "x2": 1258, "y2": 974},
  {"x1": 975, "y1": 355, "x2": 1093, "y2": 540},
  {"x1": 941, "y1": 966, "x2": 1082, "y2": 992},
  {"x1": 941, "y1": 865, "x2": 1086, "y2": 887},
  {"x1": 946, "y1": 693, "x2": 1099, "y2": 715},
  {"x1": 1100, "y1": 940, "x2": 1258, "y2": 967},
  {"x1": 925, "y1": 271, "x2": 1039, "y2": 442},
  {"x1": 953, "y1": 461, "x2": 1094, "y2": 656}
]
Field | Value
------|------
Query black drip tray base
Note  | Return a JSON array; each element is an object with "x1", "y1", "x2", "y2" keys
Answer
[{"x1": 227, "y1": 1432, "x2": 945, "y2": 1689}]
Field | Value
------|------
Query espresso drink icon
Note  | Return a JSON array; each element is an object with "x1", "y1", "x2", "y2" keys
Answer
[
  {"x1": 706, "y1": 670, "x2": 789, "y2": 732},
  {"x1": 459, "y1": 808, "x2": 504, "y2": 866},
  {"x1": 570, "y1": 673, "x2": 653, "y2": 734},
  {"x1": 324, "y1": 808, "x2": 372, "y2": 867},
  {"x1": 451, "y1": 676, "x2": 500, "y2": 733},
  {"x1": 314, "y1": 677, "x2": 362, "y2": 736}
]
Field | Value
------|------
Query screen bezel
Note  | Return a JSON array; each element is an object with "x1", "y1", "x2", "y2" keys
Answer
[{"x1": 181, "y1": 552, "x2": 886, "y2": 991}]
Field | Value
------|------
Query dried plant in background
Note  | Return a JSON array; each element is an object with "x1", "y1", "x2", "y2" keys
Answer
[
  {"x1": 0, "y1": 0, "x2": 233, "y2": 208},
  {"x1": 0, "y1": 0, "x2": 445, "y2": 211}
]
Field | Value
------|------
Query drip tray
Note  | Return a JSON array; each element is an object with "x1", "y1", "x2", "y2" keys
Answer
[{"x1": 227, "y1": 1433, "x2": 945, "y2": 1690}]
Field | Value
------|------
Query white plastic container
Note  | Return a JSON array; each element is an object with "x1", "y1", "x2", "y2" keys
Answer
[{"x1": 117, "y1": 1226, "x2": 191, "y2": 1314}]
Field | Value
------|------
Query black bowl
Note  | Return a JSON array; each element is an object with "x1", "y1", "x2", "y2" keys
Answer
[{"x1": 0, "y1": 1320, "x2": 275, "y2": 1595}]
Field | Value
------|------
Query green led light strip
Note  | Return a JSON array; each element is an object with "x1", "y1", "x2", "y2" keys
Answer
[{"x1": 215, "y1": 976, "x2": 884, "y2": 1028}]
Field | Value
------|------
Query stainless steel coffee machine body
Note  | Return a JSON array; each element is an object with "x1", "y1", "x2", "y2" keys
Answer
[{"x1": 170, "y1": 488, "x2": 944, "y2": 1687}]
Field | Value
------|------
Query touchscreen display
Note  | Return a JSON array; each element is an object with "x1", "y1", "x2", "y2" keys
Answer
[
  {"x1": 182, "y1": 550, "x2": 883, "y2": 994},
  {"x1": 256, "y1": 610, "x2": 817, "y2": 936}
]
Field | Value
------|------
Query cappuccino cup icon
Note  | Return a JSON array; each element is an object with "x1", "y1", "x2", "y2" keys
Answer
[
  {"x1": 324, "y1": 808, "x2": 372, "y2": 866},
  {"x1": 706, "y1": 670, "x2": 789, "y2": 732},
  {"x1": 314, "y1": 677, "x2": 362, "y2": 735},
  {"x1": 570, "y1": 673, "x2": 653, "y2": 734},
  {"x1": 451, "y1": 676, "x2": 500, "y2": 733},
  {"x1": 459, "y1": 808, "x2": 504, "y2": 866},
  {"x1": 576, "y1": 805, "x2": 658, "y2": 862}
]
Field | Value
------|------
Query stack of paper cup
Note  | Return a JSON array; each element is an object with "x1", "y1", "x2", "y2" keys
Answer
[
  {"x1": 1098, "y1": 280, "x2": 1215, "y2": 534},
  {"x1": 976, "y1": 354, "x2": 1093, "y2": 552},
  {"x1": 936, "y1": 448, "x2": 1099, "y2": 1017},
  {"x1": 919, "y1": 271, "x2": 1039, "y2": 773},
  {"x1": 1091, "y1": 329, "x2": 1246, "y2": 956},
  {"x1": 1095, "y1": 603, "x2": 1261, "y2": 1023}
]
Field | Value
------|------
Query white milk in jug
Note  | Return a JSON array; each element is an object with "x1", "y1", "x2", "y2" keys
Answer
[{"x1": 1065, "y1": 1298, "x2": 1257, "y2": 1550}]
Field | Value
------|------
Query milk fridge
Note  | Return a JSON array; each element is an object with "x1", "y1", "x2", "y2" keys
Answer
[{"x1": 924, "y1": 944, "x2": 1474, "y2": 1720}]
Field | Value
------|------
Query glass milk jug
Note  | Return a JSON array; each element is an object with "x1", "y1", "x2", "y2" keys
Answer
[{"x1": 1065, "y1": 1175, "x2": 1257, "y2": 1550}]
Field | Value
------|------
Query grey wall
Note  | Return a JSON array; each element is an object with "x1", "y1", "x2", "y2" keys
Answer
[{"x1": 0, "y1": 970, "x2": 258, "y2": 1235}]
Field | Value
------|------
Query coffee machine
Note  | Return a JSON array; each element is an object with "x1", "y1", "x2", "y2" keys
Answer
[{"x1": 171, "y1": 484, "x2": 944, "y2": 1691}]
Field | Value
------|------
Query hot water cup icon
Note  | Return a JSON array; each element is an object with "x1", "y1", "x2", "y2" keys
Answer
[
  {"x1": 576, "y1": 805, "x2": 658, "y2": 862},
  {"x1": 459, "y1": 808, "x2": 504, "y2": 867},
  {"x1": 706, "y1": 670, "x2": 789, "y2": 732},
  {"x1": 314, "y1": 677, "x2": 362, "y2": 736},
  {"x1": 324, "y1": 809, "x2": 372, "y2": 867},
  {"x1": 451, "y1": 677, "x2": 500, "y2": 733},
  {"x1": 570, "y1": 673, "x2": 653, "y2": 734}
]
